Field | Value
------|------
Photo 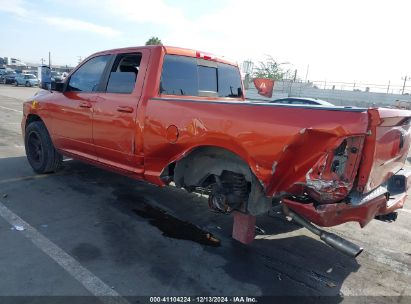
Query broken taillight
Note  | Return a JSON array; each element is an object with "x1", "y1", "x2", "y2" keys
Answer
[{"x1": 305, "y1": 136, "x2": 365, "y2": 204}]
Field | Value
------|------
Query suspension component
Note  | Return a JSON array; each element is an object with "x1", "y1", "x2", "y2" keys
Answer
[{"x1": 208, "y1": 171, "x2": 249, "y2": 213}]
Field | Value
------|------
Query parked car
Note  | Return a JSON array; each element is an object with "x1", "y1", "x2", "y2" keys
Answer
[
  {"x1": 21, "y1": 45, "x2": 411, "y2": 257},
  {"x1": 271, "y1": 97, "x2": 334, "y2": 106},
  {"x1": 0, "y1": 72, "x2": 17, "y2": 84},
  {"x1": 51, "y1": 71, "x2": 64, "y2": 83},
  {"x1": 22, "y1": 70, "x2": 38, "y2": 77},
  {"x1": 14, "y1": 73, "x2": 39, "y2": 87}
]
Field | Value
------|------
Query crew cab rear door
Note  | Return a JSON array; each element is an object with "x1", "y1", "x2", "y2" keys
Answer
[{"x1": 92, "y1": 49, "x2": 150, "y2": 174}]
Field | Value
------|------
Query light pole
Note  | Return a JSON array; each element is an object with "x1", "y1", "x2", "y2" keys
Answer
[
  {"x1": 305, "y1": 64, "x2": 309, "y2": 82},
  {"x1": 401, "y1": 75, "x2": 410, "y2": 95},
  {"x1": 242, "y1": 60, "x2": 254, "y2": 90}
]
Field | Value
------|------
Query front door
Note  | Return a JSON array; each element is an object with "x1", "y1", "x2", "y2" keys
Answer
[{"x1": 51, "y1": 54, "x2": 112, "y2": 160}]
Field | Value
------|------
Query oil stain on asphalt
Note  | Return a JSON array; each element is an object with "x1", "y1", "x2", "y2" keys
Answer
[{"x1": 133, "y1": 204, "x2": 221, "y2": 247}]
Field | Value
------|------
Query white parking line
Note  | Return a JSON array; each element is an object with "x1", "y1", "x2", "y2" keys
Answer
[
  {"x1": 0, "y1": 105, "x2": 23, "y2": 113},
  {"x1": 0, "y1": 201, "x2": 130, "y2": 304}
]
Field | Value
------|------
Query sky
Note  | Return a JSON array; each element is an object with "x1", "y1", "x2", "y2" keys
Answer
[{"x1": 0, "y1": 0, "x2": 410, "y2": 86}]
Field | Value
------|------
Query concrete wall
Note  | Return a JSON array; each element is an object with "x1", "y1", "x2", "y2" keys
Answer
[{"x1": 245, "y1": 80, "x2": 411, "y2": 107}]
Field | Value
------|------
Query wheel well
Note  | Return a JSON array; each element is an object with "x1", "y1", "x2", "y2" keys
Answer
[
  {"x1": 163, "y1": 146, "x2": 272, "y2": 215},
  {"x1": 26, "y1": 114, "x2": 43, "y2": 128},
  {"x1": 171, "y1": 146, "x2": 252, "y2": 187}
]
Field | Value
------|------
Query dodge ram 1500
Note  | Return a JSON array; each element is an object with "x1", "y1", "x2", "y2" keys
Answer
[{"x1": 22, "y1": 46, "x2": 411, "y2": 256}]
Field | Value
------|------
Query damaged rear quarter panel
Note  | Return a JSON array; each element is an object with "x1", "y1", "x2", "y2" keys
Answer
[
  {"x1": 143, "y1": 100, "x2": 369, "y2": 200},
  {"x1": 265, "y1": 127, "x2": 365, "y2": 199},
  {"x1": 303, "y1": 135, "x2": 365, "y2": 203}
]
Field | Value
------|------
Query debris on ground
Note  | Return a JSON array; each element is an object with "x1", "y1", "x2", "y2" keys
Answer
[
  {"x1": 277, "y1": 273, "x2": 282, "y2": 281},
  {"x1": 206, "y1": 233, "x2": 220, "y2": 245},
  {"x1": 255, "y1": 226, "x2": 266, "y2": 234},
  {"x1": 11, "y1": 225, "x2": 25, "y2": 231},
  {"x1": 2, "y1": 193, "x2": 8, "y2": 198},
  {"x1": 326, "y1": 282, "x2": 337, "y2": 288},
  {"x1": 40, "y1": 224, "x2": 48, "y2": 228},
  {"x1": 326, "y1": 268, "x2": 333, "y2": 273}
]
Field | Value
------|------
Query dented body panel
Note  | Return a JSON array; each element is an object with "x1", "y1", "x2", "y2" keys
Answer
[
  {"x1": 21, "y1": 45, "x2": 411, "y2": 229},
  {"x1": 143, "y1": 98, "x2": 370, "y2": 192}
]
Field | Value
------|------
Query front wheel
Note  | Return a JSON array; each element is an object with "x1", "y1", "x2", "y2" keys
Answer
[
  {"x1": 25, "y1": 121, "x2": 62, "y2": 174},
  {"x1": 14, "y1": 81, "x2": 18, "y2": 86},
  {"x1": 25, "y1": 81, "x2": 31, "y2": 87}
]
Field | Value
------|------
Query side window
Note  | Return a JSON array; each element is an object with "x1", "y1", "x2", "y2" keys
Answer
[
  {"x1": 67, "y1": 55, "x2": 110, "y2": 92},
  {"x1": 160, "y1": 55, "x2": 197, "y2": 96},
  {"x1": 106, "y1": 53, "x2": 141, "y2": 94}
]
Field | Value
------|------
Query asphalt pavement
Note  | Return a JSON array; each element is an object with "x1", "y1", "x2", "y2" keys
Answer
[{"x1": 0, "y1": 84, "x2": 410, "y2": 303}]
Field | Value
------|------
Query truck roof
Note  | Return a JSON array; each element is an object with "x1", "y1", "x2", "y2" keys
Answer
[{"x1": 91, "y1": 45, "x2": 238, "y2": 66}]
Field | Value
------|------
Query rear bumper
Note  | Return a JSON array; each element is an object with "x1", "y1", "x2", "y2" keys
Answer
[{"x1": 283, "y1": 169, "x2": 411, "y2": 227}]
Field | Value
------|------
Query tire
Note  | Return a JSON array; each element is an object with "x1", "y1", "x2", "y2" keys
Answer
[
  {"x1": 25, "y1": 121, "x2": 62, "y2": 174},
  {"x1": 14, "y1": 81, "x2": 18, "y2": 86},
  {"x1": 25, "y1": 81, "x2": 31, "y2": 87}
]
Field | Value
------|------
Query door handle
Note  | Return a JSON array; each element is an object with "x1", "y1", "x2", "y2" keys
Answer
[
  {"x1": 116, "y1": 106, "x2": 134, "y2": 113},
  {"x1": 79, "y1": 101, "x2": 92, "y2": 108}
]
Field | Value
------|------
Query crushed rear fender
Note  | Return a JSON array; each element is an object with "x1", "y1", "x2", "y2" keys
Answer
[{"x1": 265, "y1": 126, "x2": 365, "y2": 204}]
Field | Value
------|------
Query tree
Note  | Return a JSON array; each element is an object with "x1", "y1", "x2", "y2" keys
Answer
[
  {"x1": 145, "y1": 37, "x2": 163, "y2": 46},
  {"x1": 253, "y1": 56, "x2": 292, "y2": 80}
]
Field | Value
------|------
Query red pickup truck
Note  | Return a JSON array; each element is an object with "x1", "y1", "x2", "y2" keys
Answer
[{"x1": 22, "y1": 46, "x2": 411, "y2": 256}]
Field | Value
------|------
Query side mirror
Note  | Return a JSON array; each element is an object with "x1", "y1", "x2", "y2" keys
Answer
[{"x1": 51, "y1": 82, "x2": 64, "y2": 92}]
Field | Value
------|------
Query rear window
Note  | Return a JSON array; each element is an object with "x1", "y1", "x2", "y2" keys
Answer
[
  {"x1": 198, "y1": 65, "x2": 217, "y2": 93},
  {"x1": 218, "y1": 63, "x2": 243, "y2": 98},
  {"x1": 160, "y1": 55, "x2": 242, "y2": 98}
]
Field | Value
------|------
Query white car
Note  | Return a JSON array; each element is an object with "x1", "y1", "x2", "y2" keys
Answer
[{"x1": 14, "y1": 74, "x2": 39, "y2": 87}]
